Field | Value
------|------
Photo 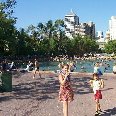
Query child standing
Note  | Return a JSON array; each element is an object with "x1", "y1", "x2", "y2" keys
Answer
[
  {"x1": 89, "y1": 73, "x2": 104, "y2": 115},
  {"x1": 59, "y1": 64, "x2": 74, "y2": 116}
]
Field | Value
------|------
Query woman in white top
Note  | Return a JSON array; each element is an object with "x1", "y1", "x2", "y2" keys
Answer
[{"x1": 94, "y1": 62, "x2": 103, "y2": 76}]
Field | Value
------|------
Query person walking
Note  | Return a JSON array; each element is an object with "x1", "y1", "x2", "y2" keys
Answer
[
  {"x1": 89, "y1": 73, "x2": 104, "y2": 115},
  {"x1": 59, "y1": 64, "x2": 74, "y2": 116},
  {"x1": 33, "y1": 59, "x2": 41, "y2": 79}
]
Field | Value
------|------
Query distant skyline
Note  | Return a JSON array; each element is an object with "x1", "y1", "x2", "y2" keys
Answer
[{"x1": 13, "y1": 0, "x2": 116, "y2": 35}]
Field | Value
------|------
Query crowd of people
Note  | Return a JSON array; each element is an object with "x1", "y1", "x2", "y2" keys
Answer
[{"x1": 0, "y1": 59, "x2": 42, "y2": 79}]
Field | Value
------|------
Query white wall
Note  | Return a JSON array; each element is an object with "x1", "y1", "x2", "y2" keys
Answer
[{"x1": 109, "y1": 16, "x2": 116, "y2": 40}]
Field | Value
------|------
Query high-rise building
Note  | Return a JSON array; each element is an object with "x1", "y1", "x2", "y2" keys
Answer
[
  {"x1": 105, "y1": 30, "x2": 110, "y2": 42},
  {"x1": 64, "y1": 10, "x2": 79, "y2": 38},
  {"x1": 64, "y1": 10, "x2": 95, "y2": 39},
  {"x1": 96, "y1": 31, "x2": 104, "y2": 39},
  {"x1": 96, "y1": 31, "x2": 105, "y2": 49},
  {"x1": 109, "y1": 16, "x2": 116, "y2": 40},
  {"x1": 75, "y1": 22, "x2": 95, "y2": 38}
]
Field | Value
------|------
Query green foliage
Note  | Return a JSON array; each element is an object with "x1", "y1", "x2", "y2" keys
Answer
[
  {"x1": 71, "y1": 35, "x2": 99, "y2": 57},
  {"x1": 0, "y1": 0, "x2": 17, "y2": 55},
  {"x1": 0, "y1": 0, "x2": 16, "y2": 18},
  {"x1": 104, "y1": 40, "x2": 116, "y2": 54}
]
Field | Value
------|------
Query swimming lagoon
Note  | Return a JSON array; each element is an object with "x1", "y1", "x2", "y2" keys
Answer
[{"x1": 39, "y1": 59, "x2": 116, "y2": 73}]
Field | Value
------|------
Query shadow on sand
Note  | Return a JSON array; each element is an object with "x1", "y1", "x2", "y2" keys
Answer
[
  {"x1": 100, "y1": 107, "x2": 116, "y2": 116},
  {"x1": 72, "y1": 76, "x2": 93, "y2": 94},
  {"x1": 0, "y1": 73, "x2": 60, "y2": 103},
  {"x1": 0, "y1": 73, "x2": 114, "y2": 104},
  {"x1": 0, "y1": 74, "x2": 93, "y2": 103}
]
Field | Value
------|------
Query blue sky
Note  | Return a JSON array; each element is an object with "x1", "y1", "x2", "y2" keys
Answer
[{"x1": 14, "y1": 0, "x2": 116, "y2": 35}]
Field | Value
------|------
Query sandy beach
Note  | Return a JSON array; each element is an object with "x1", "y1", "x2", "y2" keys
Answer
[{"x1": 0, "y1": 71, "x2": 116, "y2": 116}]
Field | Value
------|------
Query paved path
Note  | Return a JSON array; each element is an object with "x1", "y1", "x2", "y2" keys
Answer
[{"x1": 0, "y1": 72, "x2": 116, "y2": 116}]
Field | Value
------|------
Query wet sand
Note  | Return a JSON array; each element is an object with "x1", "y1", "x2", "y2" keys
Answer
[{"x1": 0, "y1": 71, "x2": 116, "y2": 116}]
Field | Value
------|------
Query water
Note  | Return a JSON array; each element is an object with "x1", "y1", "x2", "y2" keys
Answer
[{"x1": 39, "y1": 59, "x2": 116, "y2": 73}]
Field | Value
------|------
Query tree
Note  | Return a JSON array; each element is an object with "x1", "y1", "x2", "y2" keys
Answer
[
  {"x1": 26, "y1": 19, "x2": 66, "y2": 58},
  {"x1": 72, "y1": 35, "x2": 99, "y2": 57},
  {"x1": 0, "y1": 0, "x2": 17, "y2": 55},
  {"x1": 104, "y1": 40, "x2": 116, "y2": 54}
]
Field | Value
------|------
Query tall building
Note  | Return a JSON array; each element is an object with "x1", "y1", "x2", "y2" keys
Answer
[
  {"x1": 109, "y1": 16, "x2": 116, "y2": 40},
  {"x1": 65, "y1": 10, "x2": 79, "y2": 38},
  {"x1": 87, "y1": 21, "x2": 95, "y2": 38},
  {"x1": 64, "y1": 10, "x2": 95, "y2": 39},
  {"x1": 96, "y1": 31, "x2": 104, "y2": 39},
  {"x1": 75, "y1": 22, "x2": 95, "y2": 38},
  {"x1": 105, "y1": 30, "x2": 110, "y2": 42},
  {"x1": 96, "y1": 31, "x2": 105, "y2": 49}
]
